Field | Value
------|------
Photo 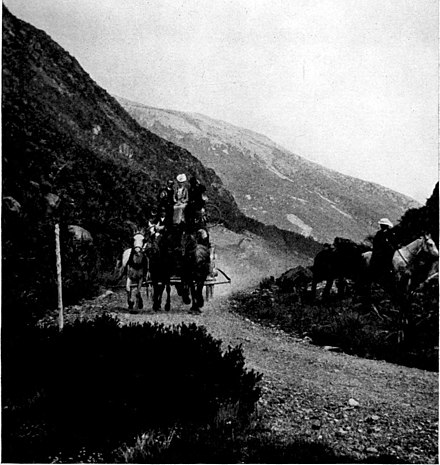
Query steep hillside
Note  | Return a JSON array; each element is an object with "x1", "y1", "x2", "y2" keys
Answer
[
  {"x1": 2, "y1": 7, "x2": 320, "y2": 319},
  {"x1": 2, "y1": 7, "x2": 238, "y2": 225},
  {"x1": 118, "y1": 98, "x2": 420, "y2": 243}
]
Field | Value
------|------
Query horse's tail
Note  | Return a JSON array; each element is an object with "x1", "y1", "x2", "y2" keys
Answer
[
  {"x1": 113, "y1": 258, "x2": 125, "y2": 282},
  {"x1": 112, "y1": 248, "x2": 132, "y2": 281}
]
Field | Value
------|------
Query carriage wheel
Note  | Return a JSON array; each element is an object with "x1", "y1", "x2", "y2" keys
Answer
[{"x1": 205, "y1": 284, "x2": 214, "y2": 301}]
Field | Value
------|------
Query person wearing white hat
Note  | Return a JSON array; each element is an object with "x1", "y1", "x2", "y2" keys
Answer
[
  {"x1": 173, "y1": 174, "x2": 189, "y2": 225},
  {"x1": 370, "y1": 217, "x2": 397, "y2": 285}
]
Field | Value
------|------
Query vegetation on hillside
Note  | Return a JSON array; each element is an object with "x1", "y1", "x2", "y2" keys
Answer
[
  {"x1": 394, "y1": 182, "x2": 438, "y2": 246},
  {"x1": 2, "y1": 5, "x2": 321, "y2": 324}
]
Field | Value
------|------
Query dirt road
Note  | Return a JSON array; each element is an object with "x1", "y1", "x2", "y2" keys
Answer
[{"x1": 68, "y1": 285, "x2": 438, "y2": 463}]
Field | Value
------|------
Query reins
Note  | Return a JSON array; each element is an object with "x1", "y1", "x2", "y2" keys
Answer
[{"x1": 396, "y1": 237, "x2": 426, "y2": 266}]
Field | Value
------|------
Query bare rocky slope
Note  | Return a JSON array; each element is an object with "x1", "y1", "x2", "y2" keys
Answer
[{"x1": 118, "y1": 97, "x2": 420, "y2": 244}]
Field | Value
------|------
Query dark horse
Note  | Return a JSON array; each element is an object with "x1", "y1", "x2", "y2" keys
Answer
[
  {"x1": 181, "y1": 229, "x2": 211, "y2": 313},
  {"x1": 147, "y1": 229, "x2": 189, "y2": 312},
  {"x1": 147, "y1": 228, "x2": 211, "y2": 313},
  {"x1": 311, "y1": 237, "x2": 369, "y2": 300}
]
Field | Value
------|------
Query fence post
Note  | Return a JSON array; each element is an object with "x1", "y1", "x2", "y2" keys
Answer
[{"x1": 55, "y1": 223, "x2": 64, "y2": 331}]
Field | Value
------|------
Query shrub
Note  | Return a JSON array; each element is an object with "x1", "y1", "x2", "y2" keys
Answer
[
  {"x1": 231, "y1": 282, "x2": 439, "y2": 371},
  {"x1": 2, "y1": 315, "x2": 262, "y2": 462},
  {"x1": 116, "y1": 424, "x2": 359, "y2": 463}
]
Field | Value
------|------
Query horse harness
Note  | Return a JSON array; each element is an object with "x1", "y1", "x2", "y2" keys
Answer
[
  {"x1": 128, "y1": 245, "x2": 147, "y2": 270},
  {"x1": 396, "y1": 237, "x2": 427, "y2": 268}
]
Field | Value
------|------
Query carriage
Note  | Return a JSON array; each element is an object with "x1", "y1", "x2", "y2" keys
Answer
[
  {"x1": 118, "y1": 203, "x2": 231, "y2": 312},
  {"x1": 143, "y1": 261, "x2": 231, "y2": 302}
]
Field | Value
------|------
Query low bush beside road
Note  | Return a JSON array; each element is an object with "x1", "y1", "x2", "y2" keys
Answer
[
  {"x1": 230, "y1": 278, "x2": 438, "y2": 371},
  {"x1": 2, "y1": 314, "x2": 262, "y2": 463}
]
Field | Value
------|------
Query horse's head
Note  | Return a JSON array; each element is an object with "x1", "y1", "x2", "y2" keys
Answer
[
  {"x1": 133, "y1": 230, "x2": 146, "y2": 254},
  {"x1": 422, "y1": 234, "x2": 439, "y2": 259}
]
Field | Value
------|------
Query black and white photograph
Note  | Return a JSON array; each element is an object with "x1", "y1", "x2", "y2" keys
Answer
[{"x1": 2, "y1": 0, "x2": 438, "y2": 463}]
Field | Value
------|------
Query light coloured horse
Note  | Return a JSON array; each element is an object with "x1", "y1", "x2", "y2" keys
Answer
[
  {"x1": 116, "y1": 231, "x2": 148, "y2": 310},
  {"x1": 362, "y1": 234, "x2": 438, "y2": 293},
  {"x1": 361, "y1": 234, "x2": 439, "y2": 341}
]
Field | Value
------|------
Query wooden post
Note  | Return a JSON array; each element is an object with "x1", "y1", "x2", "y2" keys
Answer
[{"x1": 55, "y1": 223, "x2": 64, "y2": 331}]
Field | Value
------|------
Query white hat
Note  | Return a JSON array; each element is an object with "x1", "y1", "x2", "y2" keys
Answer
[
  {"x1": 378, "y1": 218, "x2": 393, "y2": 227},
  {"x1": 176, "y1": 173, "x2": 187, "y2": 183}
]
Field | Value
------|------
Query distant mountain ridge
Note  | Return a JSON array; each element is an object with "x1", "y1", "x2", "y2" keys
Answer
[{"x1": 118, "y1": 97, "x2": 420, "y2": 243}]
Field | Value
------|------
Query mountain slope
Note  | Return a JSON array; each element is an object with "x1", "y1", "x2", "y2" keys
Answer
[
  {"x1": 2, "y1": 7, "x2": 239, "y2": 224},
  {"x1": 2, "y1": 6, "x2": 321, "y2": 318},
  {"x1": 118, "y1": 98, "x2": 420, "y2": 243}
]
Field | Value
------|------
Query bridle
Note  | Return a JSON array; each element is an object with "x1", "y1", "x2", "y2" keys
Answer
[{"x1": 133, "y1": 232, "x2": 146, "y2": 254}]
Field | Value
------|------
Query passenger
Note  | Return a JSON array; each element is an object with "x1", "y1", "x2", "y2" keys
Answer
[
  {"x1": 147, "y1": 209, "x2": 158, "y2": 238},
  {"x1": 157, "y1": 179, "x2": 174, "y2": 227},
  {"x1": 173, "y1": 173, "x2": 189, "y2": 226},
  {"x1": 148, "y1": 207, "x2": 168, "y2": 240}
]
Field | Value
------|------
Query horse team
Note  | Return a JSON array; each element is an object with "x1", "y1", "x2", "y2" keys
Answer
[{"x1": 116, "y1": 227, "x2": 213, "y2": 314}]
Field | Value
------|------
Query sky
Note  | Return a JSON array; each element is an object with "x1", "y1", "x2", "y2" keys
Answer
[{"x1": 4, "y1": 0, "x2": 439, "y2": 202}]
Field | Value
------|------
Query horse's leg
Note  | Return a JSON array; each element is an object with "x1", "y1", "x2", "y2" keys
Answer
[
  {"x1": 311, "y1": 278, "x2": 318, "y2": 301},
  {"x1": 396, "y1": 273, "x2": 411, "y2": 344},
  {"x1": 179, "y1": 282, "x2": 191, "y2": 305},
  {"x1": 398, "y1": 296, "x2": 410, "y2": 344},
  {"x1": 164, "y1": 283, "x2": 171, "y2": 311},
  {"x1": 190, "y1": 282, "x2": 201, "y2": 313},
  {"x1": 175, "y1": 282, "x2": 182, "y2": 296},
  {"x1": 136, "y1": 280, "x2": 143, "y2": 310},
  {"x1": 198, "y1": 282, "x2": 205, "y2": 308},
  {"x1": 336, "y1": 277, "x2": 345, "y2": 298},
  {"x1": 153, "y1": 282, "x2": 164, "y2": 311},
  {"x1": 322, "y1": 279, "x2": 333, "y2": 300},
  {"x1": 126, "y1": 277, "x2": 134, "y2": 310}
]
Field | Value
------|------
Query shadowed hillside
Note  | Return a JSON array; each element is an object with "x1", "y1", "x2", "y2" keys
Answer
[
  {"x1": 118, "y1": 98, "x2": 420, "y2": 243},
  {"x1": 2, "y1": 6, "x2": 321, "y2": 320}
]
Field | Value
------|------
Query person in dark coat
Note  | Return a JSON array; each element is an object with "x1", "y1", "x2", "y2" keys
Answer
[
  {"x1": 157, "y1": 179, "x2": 175, "y2": 227},
  {"x1": 187, "y1": 175, "x2": 207, "y2": 231},
  {"x1": 370, "y1": 218, "x2": 397, "y2": 286}
]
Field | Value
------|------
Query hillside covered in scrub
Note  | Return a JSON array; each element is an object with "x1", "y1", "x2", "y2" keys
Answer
[{"x1": 2, "y1": 6, "x2": 320, "y2": 321}]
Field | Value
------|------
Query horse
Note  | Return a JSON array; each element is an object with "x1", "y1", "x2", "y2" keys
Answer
[
  {"x1": 311, "y1": 237, "x2": 369, "y2": 300},
  {"x1": 181, "y1": 229, "x2": 211, "y2": 313},
  {"x1": 361, "y1": 234, "x2": 439, "y2": 297},
  {"x1": 115, "y1": 230, "x2": 148, "y2": 310},
  {"x1": 361, "y1": 234, "x2": 439, "y2": 342},
  {"x1": 147, "y1": 228, "x2": 190, "y2": 312}
]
